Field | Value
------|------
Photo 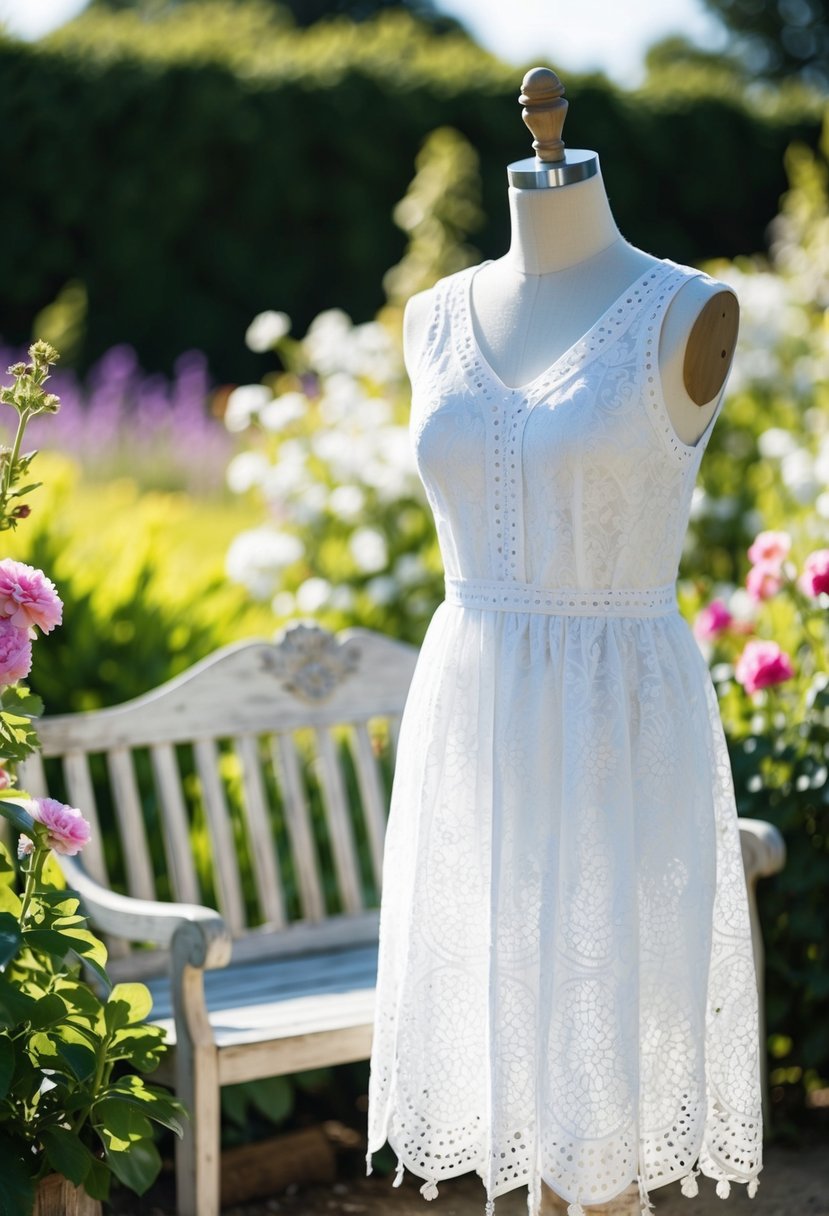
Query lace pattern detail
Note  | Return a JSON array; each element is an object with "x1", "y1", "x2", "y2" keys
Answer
[
  {"x1": 368, "y1": 253, "x2": 761, "y2": 1214},
  {"x1": 444, "y1": 576, "x2": 679, "y2": 618}
]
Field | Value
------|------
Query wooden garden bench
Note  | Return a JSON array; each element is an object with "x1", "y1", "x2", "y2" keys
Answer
[{"x1": 17, "y1": 620, "x2": 786, "y2": 1216}]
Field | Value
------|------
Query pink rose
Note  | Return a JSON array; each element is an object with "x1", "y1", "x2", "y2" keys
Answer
[
  {"x1": 798, "y1": 548, "x2": 829, "y2": 598},
  {"x1": 0, "y1": 617, "x2": 32, "y2": 684},
  {"x1": 27, "y1": 797, "x2": 92, "y2": 856},
  {"x1": 734, "y1": 639, "x2": 795, "y2": 695},
  {"x1": 747, "y1": 530, "x2": 791, "y2": 571},
  {"x1": 693, "y1": 598, "x2": 733, "y2": 640},
  {"x1": 0, "y1": 559, "x2": 63, "y2": 634},
  {"x1": 746, "y1": 563, "x2": 784, "y2": 601}
]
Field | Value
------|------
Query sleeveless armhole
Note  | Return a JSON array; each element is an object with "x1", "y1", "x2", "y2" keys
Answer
[
  {"x1": 638, "y1": 267, "x2": 730, "y2": 469},
  {"x1": 407, "y1": 276, "x2": 449, "y2": 389}
]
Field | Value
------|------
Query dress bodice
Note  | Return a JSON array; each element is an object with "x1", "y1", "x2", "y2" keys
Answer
[{"x1": 409, "y1": 258, "x2": 727, "y2": 597}]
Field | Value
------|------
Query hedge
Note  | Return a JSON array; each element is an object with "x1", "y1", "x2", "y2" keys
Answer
[{"x1": 0, "y1": 1, "x2": 823, "y2": 381}]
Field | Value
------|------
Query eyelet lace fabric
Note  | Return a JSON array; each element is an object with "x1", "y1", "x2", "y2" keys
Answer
[{"x1": 366, "y1": 255, "x2": 762, "y2": 1214}]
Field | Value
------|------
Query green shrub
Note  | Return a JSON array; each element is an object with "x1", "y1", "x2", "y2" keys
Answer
[{"x1": 0, "y1": 1, "x2": 822, "y2": 381}]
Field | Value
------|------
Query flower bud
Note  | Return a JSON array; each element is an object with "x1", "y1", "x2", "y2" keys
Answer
[{"x1": 28, "y1": 340, "x2": 59, "y2": 366}]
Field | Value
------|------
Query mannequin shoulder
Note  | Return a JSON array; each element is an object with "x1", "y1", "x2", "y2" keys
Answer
[{"x1": 662, "y1": 270, "x2": 740, "y2": 406}]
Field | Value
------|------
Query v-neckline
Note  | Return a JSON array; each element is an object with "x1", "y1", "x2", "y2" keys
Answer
[{"x1": 462, "y1": 256, "x2": 675, "y2": 398}]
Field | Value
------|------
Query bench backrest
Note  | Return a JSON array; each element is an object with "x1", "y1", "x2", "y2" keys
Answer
[{"x1": 18, "y1": 621, "x2": 419, "y2": 959}]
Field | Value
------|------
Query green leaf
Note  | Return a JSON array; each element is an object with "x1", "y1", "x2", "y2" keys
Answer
[
  {"x1": 0, "y1": 912, "x2": 22, "y2": 969},
  {"x1": 0, "y1": 684, "x2": 44, "y2": 719},
  {"x1": 0, "y1": 1034, "x2": 14, "y2": 1099},
  {"x1": 0, "y1": 844, "x2": 20, "y2": 917},
  {"x1": 249, "y1": 1075, "x2": 293, "y2": 1125},
  {"x1": 53, "y1": 1038, "x2": 97, "y2": 1083},
  {"x1": 104, "y1": 1137, "x2": 161, "y2": 1196},
  {"x1": 0, "y1": 976, "x2": 36, "y2": 1026},
  {"x1": 38, "y1": 891, "x2": 81, "y2": 916},
  {"x1": 54, "y1": 977, "x2": 103, "y2": 1017},
  {"x1": 95, "y1": 1100, "x2": 153, "y2": 1149},
  {"x1": 0, "y1": 1132, "x2": 35, "y2": 1216},
  {"x1": 99, "y1": 1076, "x2": 187, "y2": 1138},
  {"x1": 40, "y1": 1126, "x2": 93, "y2": 1187},
  {"x1": 0, "y1": 801, "x2": 34, "y2": 838},
  {"x1": 108, "y1": 1023, "x2": 167, "y2": 1071},
  {"x1": 81, "y1": 1156, "x2": 110, "y2": 1203},
  {"x1": 27, "y1": 1030, "x2": 60, "y2": 1068},
  {"x1": 29, "y1": 993, "x2": 68, "y2": 1030},
  {"x1": 22, "y1": 928, "x2": 72, "y2": 960},
  {"x1": 105, "y1": 983, "x2": 152, "y2": 1032}
]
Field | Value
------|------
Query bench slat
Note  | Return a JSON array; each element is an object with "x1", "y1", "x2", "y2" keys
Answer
[
  {"x1": 388, "y1": 713, "x2": 401, "y2": 770},
  {"x1": 272, "y1": 733, "x2": 325, "y2": 922},
  {"x1": 107, "y1": 747, "x2": 156, "y2": 901},
  {"x1": 234, "y1": 734, "x2": 285, "y2": 928},
  {"x1": 63, "y1": 751, "x2": 109, "y2": 886},
  {"x1": 150, "y1": 743, "x2": 201, "y2": 905},
  {"x1": 351, "y1": 722, "x2": 387, "y2": 891},
  {"x1": 313, "y1": 727, "x2": 363, "y2": 914},
  {"x1": 193, "y1": 738, "x2": 245, "y2": 934}
]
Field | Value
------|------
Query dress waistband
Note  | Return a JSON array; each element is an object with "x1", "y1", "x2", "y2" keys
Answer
[{"x1": 443, "y1": 576, "x2": 679, "y2": 618}]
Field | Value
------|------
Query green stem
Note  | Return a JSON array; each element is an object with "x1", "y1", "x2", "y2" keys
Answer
[
  {"x1": 70, "y1": 1030, "x2": 111, "y2": 1137},
  {"x1": 18, "y1": 843, "x2": 46, "y2": 924},
  {"x1": 0, "y1": 407, "x2": 30, "y2": 513}
]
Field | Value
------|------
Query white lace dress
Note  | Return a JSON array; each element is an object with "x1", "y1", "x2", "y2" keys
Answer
[{"x1": 365, "y1": 256, "x2": 763, "y2": 1216}]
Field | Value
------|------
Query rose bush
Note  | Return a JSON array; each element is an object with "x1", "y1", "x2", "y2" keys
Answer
[{"x1": 0, "y1": 344, "x2": 185, "y2": 1214}]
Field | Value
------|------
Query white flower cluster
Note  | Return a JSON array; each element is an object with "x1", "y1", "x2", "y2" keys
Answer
[{"x1": 224, "y1": 306, "x2": 428, "y2": 613}]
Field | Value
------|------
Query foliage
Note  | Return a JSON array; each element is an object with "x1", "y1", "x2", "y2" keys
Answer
[
  {"x1": 0, "y1": 824, "x2": 185, "y2": 1212},
  {"x1": 382, "y1": 126, "x2": 484, "y2": 311},
  {"x1": 89, "y1": 0, "x2": 466, "y2": 34},
  {"x1": 0, "y1": 3, "x2": 822, "y2": 382},
  {"x1": 0, "y1": 453, "x2": 274, "y2": 714},
  {"x1": 0, "y1": 349, "x2": 185, "y2": 1210},
  {"x1": 678, "y1": 114, "x2": 829, "y2": 1131},
  {"x1": 699, "y1": 0, "x2": 829, "y2": 90}
]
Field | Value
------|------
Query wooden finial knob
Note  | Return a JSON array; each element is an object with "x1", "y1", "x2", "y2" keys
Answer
[{"x1": 519, "y1": 67, "x2": 567, "y2": 162}]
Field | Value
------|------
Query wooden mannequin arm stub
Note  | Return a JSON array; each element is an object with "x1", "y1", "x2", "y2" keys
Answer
[{"x1": 683, "y1": 288, "x2": 739, "y2": 406}]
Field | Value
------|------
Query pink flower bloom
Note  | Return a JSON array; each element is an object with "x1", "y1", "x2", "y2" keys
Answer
[
  {"x1": 734, "y1": 639, "x2": 795, "y2": 696},
  {"x1": 0, "y1": 559, "x2": 63, "y2": 634},
  {"x1": 0, "y1": 617, "x2": 32, "y2": 684},
  {"x1": 798, "y1": 548, "x2": 829, "y2": 598},
  {"x1": 27, "y1": 797, "x2": 92, "y2": 856},
  {"x1": 746, "y1": 563, "x2": 784, "y2": 601},
  {"x1": 693, "y1": 599, "x2": 733, "y2": 640},
  {"x1": 747, "y1": 530, "x2": 791, "y2": 571},
  {"x1": 17, "y1": 834, "x2": 33, "y2": 858},
  {"x1": 0, "y1": 765, "x2": 11, "y2": 791}
]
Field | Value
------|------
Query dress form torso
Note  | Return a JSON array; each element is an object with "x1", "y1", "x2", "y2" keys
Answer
[{"x1": 404, "y1": 168, "x2": 737, "y2": 449}]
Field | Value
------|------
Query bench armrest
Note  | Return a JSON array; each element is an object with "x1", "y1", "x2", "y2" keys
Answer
[
  {"x1": 737, "y1": 817, "x2": 786, "y2": 882},
  {"x1": 58, "y1": 854, "x2": 232, "y2": 971}
]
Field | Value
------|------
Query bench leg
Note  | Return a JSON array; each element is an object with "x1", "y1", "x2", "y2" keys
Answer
[
  {"x1": 174, "y1": 969, "x2": 222, "y2": 1216},
  {"x1": 175, "y1": 1041, "x2": 220, "y2": 1216}
]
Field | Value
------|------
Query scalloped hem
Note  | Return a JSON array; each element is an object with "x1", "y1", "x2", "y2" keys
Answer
[{"x1": 365, "y1": 1138, "x2": 762, "y2": 1215}]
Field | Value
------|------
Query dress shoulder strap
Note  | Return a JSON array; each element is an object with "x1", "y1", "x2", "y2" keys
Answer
[
  {"x1": 636, "y1": 260, "x2": 731, "y2": 466},
  {"x1": 407, "y1": 270, "x2": 466, "y2": 388}
]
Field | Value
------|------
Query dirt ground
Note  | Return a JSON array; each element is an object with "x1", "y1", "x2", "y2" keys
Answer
[
  {"x1": 215, "y1": 1142, "x2": 827, "y2": 1216},
  {"x1": 110, "y1": 1135, "x2": 827, "y2": 1216}
]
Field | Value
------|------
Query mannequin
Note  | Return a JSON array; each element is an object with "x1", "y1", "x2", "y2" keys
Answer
[
  {"x1": 404, "y1": 67, "x2": 738, "y2": 450},
  {"x1": 399, "y1": 67, "x2": 740, "y2": 1216}
]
